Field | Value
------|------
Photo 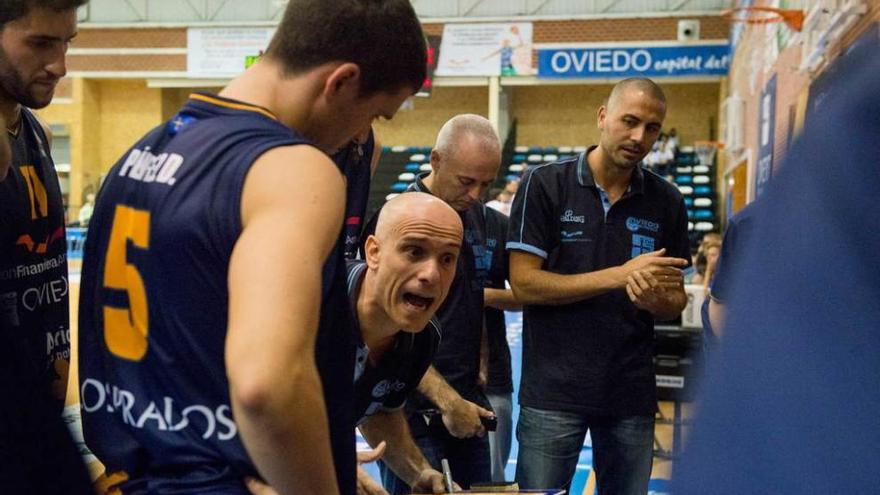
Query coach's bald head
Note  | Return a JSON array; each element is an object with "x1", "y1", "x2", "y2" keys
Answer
[{"x1": 363, "y1": 193, "x2": 462, "y2": 332}]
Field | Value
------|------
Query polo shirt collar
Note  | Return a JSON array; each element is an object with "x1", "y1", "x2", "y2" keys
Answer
[
  {"x1": 410, "y1": 172, "x2": 431, "y2": 194},
  {"x1": 577, "y1": 145, "x2": 645, "y2": 196}
]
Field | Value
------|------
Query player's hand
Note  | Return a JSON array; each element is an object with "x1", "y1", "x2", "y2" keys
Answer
[
  {"x1": 356, "y1": 465, "x2": 388, "y2": 495},
  {"x1": 619, "y1": 248, "x2": 688, "y2": 288},
  {"x1": 410, "y1": 468, "x2": 461, "y2": 493},
  {"x1": 440, "y1": 398, "x2": 494, "y2": 439},
  {"x1": 355, "y1": 441, "x2": 388, "y2": 495},
  {"x1": 244, "y1": 477, "x2": 278, "y2": 495}
]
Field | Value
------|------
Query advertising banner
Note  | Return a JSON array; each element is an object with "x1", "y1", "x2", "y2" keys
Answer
[
  {"x1": 537, "y1": 43, "x2": 730, "y2": 79},
  {"x1": 187, "y1": 27, "x2": 275, "y2": 78},
  {"x1": 755, "y1": 73, "x2": 776, "y2": 198},
  {"x1": 437, "y1": 23, "x2": 534, "y2": 77}
]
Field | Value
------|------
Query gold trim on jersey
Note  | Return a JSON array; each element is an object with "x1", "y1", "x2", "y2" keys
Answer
[{"x1": 189, "y1": 93, "x2": 278, "y2": 121}]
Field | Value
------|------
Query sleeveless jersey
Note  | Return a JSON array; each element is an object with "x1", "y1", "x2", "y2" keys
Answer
[
  {"x1": 0, "y1": 109, "x2": 69, "y2": 408},
  {"x1": 78, "y1": 93, "x2": 356, "y2": 494},
  {"x1": 332, "y1": 129, "x2": 374, "y2": 259}
]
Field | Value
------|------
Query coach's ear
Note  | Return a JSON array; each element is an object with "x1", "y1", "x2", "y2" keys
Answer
[{"x1": 364, "y1": 234, "x2": 381, "y2": 270}]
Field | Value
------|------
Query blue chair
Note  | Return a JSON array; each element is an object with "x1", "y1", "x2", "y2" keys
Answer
[
  {"x1": 513, "y1": 154, "x2": 526, "y2": 162},
  {"x1": 391, "y1": 182, "x2": 408, "y2": 192},
  {"x1": 694, "y1": 186, "x2": 712, "y2": 195},
  {"x1": 675, "y1": 176, "x2": 693, "y2": 184},
  {"x1": 405, "y1": 163, "x2": 420, "y2": 172}
]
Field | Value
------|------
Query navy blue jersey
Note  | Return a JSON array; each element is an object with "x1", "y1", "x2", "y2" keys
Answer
[
  {"x1": 332, "y1": 130, "x2": 374, "y2": 259},
  {"x1": 0, "y1": 110, "x2": 69, "y2": 408},
  {"x1": 78, "y1": 93, "x2": 356, "y2": 494}
]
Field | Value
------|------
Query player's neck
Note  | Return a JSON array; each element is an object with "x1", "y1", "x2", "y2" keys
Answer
[
  {"x1": 219, "y1": 59, "x2": 318, "y2": 135},
  {"x1": 0, "y1": 97, "x2": 21, "y2": 134},
  {"x1": 358, "y1": 272, "x2": 400, "y2": 357}
]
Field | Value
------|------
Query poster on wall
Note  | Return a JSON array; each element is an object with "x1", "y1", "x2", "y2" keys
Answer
[
  {"x1": 537, "y1": 42, "x2": 730, "y2": 79},
  {"x1": 436, "y1": 23, "x2": 534, "y2": 77},
  {"x1": 755, "y1": 74, "x2": 776, "y2": 199},
  {"x1": 187, "y1": 27, "x2": 276, "y2": 78}
]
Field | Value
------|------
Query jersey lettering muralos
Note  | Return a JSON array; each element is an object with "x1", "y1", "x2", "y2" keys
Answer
[
  {"x1": 0, "y1": 109, "x2": 69, "y2": 407},
  {"x1": 78, "y1": 93, "x2": 356, "y2": 494}
]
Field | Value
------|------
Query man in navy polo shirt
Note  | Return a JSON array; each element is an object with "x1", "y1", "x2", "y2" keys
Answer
[
  {"x1": 363, "y1": 114, "x2": 501, "y2": 493},
  {"x1": 348, "y1": 192, "x2": 463, "y2": 494},
  {"x1": 507, "y1": 78, "x2": 690, "y2": 494}
]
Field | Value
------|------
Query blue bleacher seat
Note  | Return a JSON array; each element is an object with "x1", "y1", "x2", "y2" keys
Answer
[
  {"x1": 391, "y1": 182, "x2": 408, "y2": 192},
  {"x1": 513, "y1": 154, "x2": 526, "y2": 162},
  {"x1": 405, "y1": 163, "x2": 420, "y2": 172},
  {"x1": 694, "y1": 185, "x2": 712, "y2": 195},
  {"x1": 675, "y1": 176, "x2": 693, "y2": 184}
]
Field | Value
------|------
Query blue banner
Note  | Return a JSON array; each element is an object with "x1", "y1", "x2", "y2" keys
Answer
[
  {"x1": 537, "y1": 44, "x2": 730, "y2": 79},
  {"x1": 755, "y1": 74, "x2": 776, "y2": 198}
]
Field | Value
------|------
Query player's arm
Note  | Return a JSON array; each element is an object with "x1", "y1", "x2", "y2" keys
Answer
[
  {"x1": 417, "y1": 366, "x2": 494, "y2": 439},
  {"x1": 226, "y1": 145, "x2": 344, "y2": 495},
  {"x1": 359, "y1": 411, "x2": 448, "y2": 493},
  {"x1": 483, "y1": 288, "x2": 520, "y2": 311}
]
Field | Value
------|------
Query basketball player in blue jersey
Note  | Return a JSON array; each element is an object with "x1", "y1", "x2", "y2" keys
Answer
[
  {"x1": 0, "y1": 1, "x2": 95, "y2": 492},
  {"x1": 77, "y1": 1, "x2": 426, "y2": 494},
  {"x1": 0, "y1": 0, "x2": 85, "y2": 411}
]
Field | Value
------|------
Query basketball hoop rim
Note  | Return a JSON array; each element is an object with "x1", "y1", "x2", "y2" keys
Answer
[{"x1": 721, "y1": 6, "x2": 805, "y2": 31}]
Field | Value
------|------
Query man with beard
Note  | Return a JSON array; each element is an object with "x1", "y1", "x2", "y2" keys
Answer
[
  {"x1": 0, "y1": 2, "x2": 93, "y2": 493},
  {"x1": 0, "y1": 0, "x2": 84, "y2": 414},
  {"x1": 507, "y1": 78, "x2": 690, "y2": 494}
]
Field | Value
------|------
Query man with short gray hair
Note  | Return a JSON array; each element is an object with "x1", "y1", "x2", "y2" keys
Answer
[{"x1": 362, "y1": 114, "x2": 502, "y2": 493}]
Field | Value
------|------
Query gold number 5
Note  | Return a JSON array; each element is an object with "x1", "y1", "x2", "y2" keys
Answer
[{"x1": 103, "y1": 205, "x2": 151, "y2": 361}]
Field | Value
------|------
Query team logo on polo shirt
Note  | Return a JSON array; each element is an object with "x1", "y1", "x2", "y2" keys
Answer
[
  {"x1": 372, "y1": 379, "x2": 406, "y2": 398},
  {"x1": 626, "y1": 216, "x2": 660, "y2": 233},
  {"x1": 560, "y1": 209, "x2": 585, "y2": 223}
]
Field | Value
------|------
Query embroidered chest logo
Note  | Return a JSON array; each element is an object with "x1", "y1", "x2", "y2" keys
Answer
[
  {"x1": 560, "y1": 209, "x2": 585, "y2": 224},
  {"x1": 626, "y1": 216, "x2": 660, "y2": 233},
  {"x1": 626, "y1": 217, "x2": 661, "y2": 258}
]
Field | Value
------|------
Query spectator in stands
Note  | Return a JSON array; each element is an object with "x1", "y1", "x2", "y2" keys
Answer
[
  {"x1": 675, "y1": 41, "x2": 880, "y2": 495},
  {"x1": 666, "y1": 127, "x2": 679, "y2": 154},
  {"x1": 691, "y1": 236, "x2": 721, "y2": 286},
  {"x1": 486, "y1": 179, "x2": 518, "y2": 216},
  {"x1": 77, "y1": 192, "x2": 95, "y2": 226},
  {"x1": 507, "y1": 78, "x2": 690, "y2": 494}
]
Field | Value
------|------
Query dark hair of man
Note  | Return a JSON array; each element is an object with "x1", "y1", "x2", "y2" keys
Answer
[
  {"x1": 266, "y1": 0, "x2": 427, "y2": 96},
  {"x1": 606, "y1": 77, "x2": 667, "y2": 110},
  {"x1": 0, "y1": 0, "x2": 88, "y2": 27}
]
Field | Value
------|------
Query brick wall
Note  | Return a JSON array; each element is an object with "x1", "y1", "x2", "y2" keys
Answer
[{"x1": 724, "y1": 1, "x2": 879, "y2": 204}]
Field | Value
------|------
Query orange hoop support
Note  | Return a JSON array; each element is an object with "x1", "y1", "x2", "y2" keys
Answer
[{"x1": 722, "y1": 6, "x2": 805, "y2": 32}]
